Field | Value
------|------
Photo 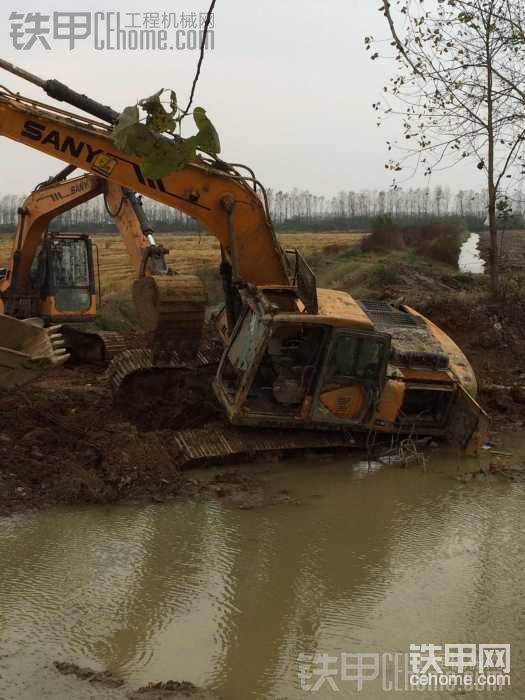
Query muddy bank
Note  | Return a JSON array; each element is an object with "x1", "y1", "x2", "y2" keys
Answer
[
  {"x1": 417, "y1": 293, "x2": 525, "y2": 430},
  {"x1": 54, "y1": 662, "x2": 220, "y2": 698},
  {"x1": 0, "y1": 366, "x2": 304, "y2": 515},
  {"x1": 0, "y1": 366, "x2": 182, "y2": 514}
]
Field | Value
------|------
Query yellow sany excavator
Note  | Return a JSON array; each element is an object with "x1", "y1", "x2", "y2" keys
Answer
[
  {"x1": 0, "y1": 59, "x2": 488, "y2": 461},
  {"x1": 0, "y1": 165, "x2": 182, "y2": 360},
  {"x1": 0, "y1": 165, "x2": 170, "y2": 324}
]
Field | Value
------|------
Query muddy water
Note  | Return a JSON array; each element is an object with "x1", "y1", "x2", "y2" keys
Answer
[
  {"x1": 1, "y1": 439, "x2": 524, "y2": 699},
  {"x1": 459, "y1": 233, "x2": 485, "y2": 273}
]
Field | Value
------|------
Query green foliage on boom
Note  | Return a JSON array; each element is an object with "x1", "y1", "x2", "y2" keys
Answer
[{"x1": 111, "y1": 88, "x2": 221, "y2": 179}]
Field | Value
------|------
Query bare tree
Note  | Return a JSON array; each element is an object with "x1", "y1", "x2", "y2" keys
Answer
[{"x1": 368, "y1": 0, "x2": 525, "y2": 288}]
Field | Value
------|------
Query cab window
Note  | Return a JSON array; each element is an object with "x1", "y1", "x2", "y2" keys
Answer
[
  {"x1": 51, "y1": 239, "x2": 92, "y2": 311},
  {"x1": 332, "y1": 335, "x2": 386, "y2": 381},
  {"x1": 222, "y1": 309, "x2": 267, "y2": 396}
]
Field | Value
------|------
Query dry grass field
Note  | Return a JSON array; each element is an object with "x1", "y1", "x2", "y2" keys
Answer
[{"x1": 0, "y1": 231, "x2": 364, "y2": 296}]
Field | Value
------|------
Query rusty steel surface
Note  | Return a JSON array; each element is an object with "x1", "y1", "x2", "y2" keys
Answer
[{"x1": 132, "y1": 274, "x2": 208, "y2": 351}]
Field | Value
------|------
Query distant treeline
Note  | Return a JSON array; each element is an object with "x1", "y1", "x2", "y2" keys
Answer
[
  {"x1": 278, "y1": 213, "x2": 486, "y2": 232},
  {"x1": 0, "y1": 185, "x2": 522, "y2": 233}
]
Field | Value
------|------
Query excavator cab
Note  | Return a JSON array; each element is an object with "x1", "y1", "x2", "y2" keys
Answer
[
  {"x1": 2, "y1": 232, "x2": 98, "y2": 322},
  {"x1": 214, "y1": 297, "x2": 391, "y2": 429},
  {"x1": 30, "y1": 233, "x2": 98, "y2": 322},
  {"x1": 214, "y1": 300, "x2": 487, "y2": 451}
]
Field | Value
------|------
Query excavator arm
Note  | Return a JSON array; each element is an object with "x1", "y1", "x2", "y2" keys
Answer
[
  {"x1": 0, "y1": 89, "x2": 289, "y2": 289},
  {"x1": 0, "y1": 165, "x2": 208, "y2": 359},
  {"x1": 0, "y1": 63, "x2": 488, "y2": 451},
  {"x1": 0, "y1": 169, "x2": 174, "y2": 319}
]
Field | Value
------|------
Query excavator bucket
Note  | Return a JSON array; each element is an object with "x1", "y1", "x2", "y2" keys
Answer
[
  {"x1": 0, "y1": 314, "x2": 69, "y2": 391},
  {"x1": 132, "y1": 274, "x2": 208, "y2": 353}
]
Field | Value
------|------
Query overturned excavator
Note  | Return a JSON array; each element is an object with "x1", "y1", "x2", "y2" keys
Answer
[{"x1": 0, "y1": 59, "x2": 488, "y2": 462}]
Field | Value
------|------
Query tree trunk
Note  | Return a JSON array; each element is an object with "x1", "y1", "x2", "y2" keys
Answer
[
  {"x1": 487, "y1": 188, "x2": 499, "y2": 291},
  {"x1": 485, "y1": 4, "x2": 499, "y2": 293}
]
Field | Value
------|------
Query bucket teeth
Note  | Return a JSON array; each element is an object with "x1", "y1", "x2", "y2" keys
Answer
[{"x1": 0, "y1": 315, "x2": 69, "y2": 389}]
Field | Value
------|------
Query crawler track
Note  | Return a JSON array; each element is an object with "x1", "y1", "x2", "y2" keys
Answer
[
  {"x1": 170, "y1": 425, "x2": 358, "y2": 469},
  {"x1": 108, "y1": 347, "x2": 221, "y2": 430}
]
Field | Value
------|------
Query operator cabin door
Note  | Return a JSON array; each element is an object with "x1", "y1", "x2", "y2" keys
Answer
[
  {"x1": 312, "y1": 330, "x2": 390, "y2": 425},
  {"x1": 48, "y1": 237, "x2": 94, "y2": 313}
]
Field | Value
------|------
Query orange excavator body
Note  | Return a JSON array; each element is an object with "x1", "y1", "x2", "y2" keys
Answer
[
  {"x1": 0, "y1": 170, "x2": 207, "y2": 352},
  {"x1": 0, "y1": 173, "x2": 165, "y2": 321}
]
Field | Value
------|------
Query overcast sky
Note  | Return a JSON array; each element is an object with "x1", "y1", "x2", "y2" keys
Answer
[{"x1": 0, "y1": 0, "x2": 482, "y2": 195}]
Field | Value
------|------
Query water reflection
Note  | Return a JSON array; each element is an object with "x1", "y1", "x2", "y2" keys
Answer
[
  {"x1": 459, "y1": 232, "x2": 485, "y2": 274},
  {"x1": 0, "y1": 442, "x2": 524, "y2": 699}
]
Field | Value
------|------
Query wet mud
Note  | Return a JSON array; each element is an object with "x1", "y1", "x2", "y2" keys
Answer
[
  {"x1": 54, "y1": 662, "x2": 220, "y2": 698},
  {"x1": 0, "y1": 293, "x2": 524, "y2": 515}
]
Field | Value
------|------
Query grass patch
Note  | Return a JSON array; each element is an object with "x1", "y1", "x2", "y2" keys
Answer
[
  {"x1": 362, "y1": 218, "x2": 464, "y2": 267},
  {"x1": 307, "y1": 247, "x2": 483, "y2": 301}
]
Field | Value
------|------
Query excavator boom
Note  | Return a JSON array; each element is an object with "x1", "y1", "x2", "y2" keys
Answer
[{"x1": 0, "y1": 90, "x2": 289, "y2": 289}]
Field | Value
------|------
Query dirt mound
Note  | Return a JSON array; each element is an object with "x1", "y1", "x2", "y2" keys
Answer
[
  {"x1": 53, "y1": 662, "x2": 220, "y2": 698},
  {"x1": 54, "y1": 661, "x2": 124, "y2": 688},
  {"x1": 129, "y1": 680, "x2": 220, "y2": 699},
  {"x1": 0, "y1": 367, "x2": 185, "y2": 514},
  {"x1": 479, "y1": 229, "x2": 525, "y2": 271},
  {"x1": 418, "y1": 293, "x2": 525, "y2": 430},
  {"x1": 0, "y1": 366, "x2": 305, "y2": 515}
]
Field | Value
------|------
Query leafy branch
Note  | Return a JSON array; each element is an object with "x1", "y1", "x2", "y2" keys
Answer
[{"x1": 112, "y1": 88, "x2": 221, "y2": 179}]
